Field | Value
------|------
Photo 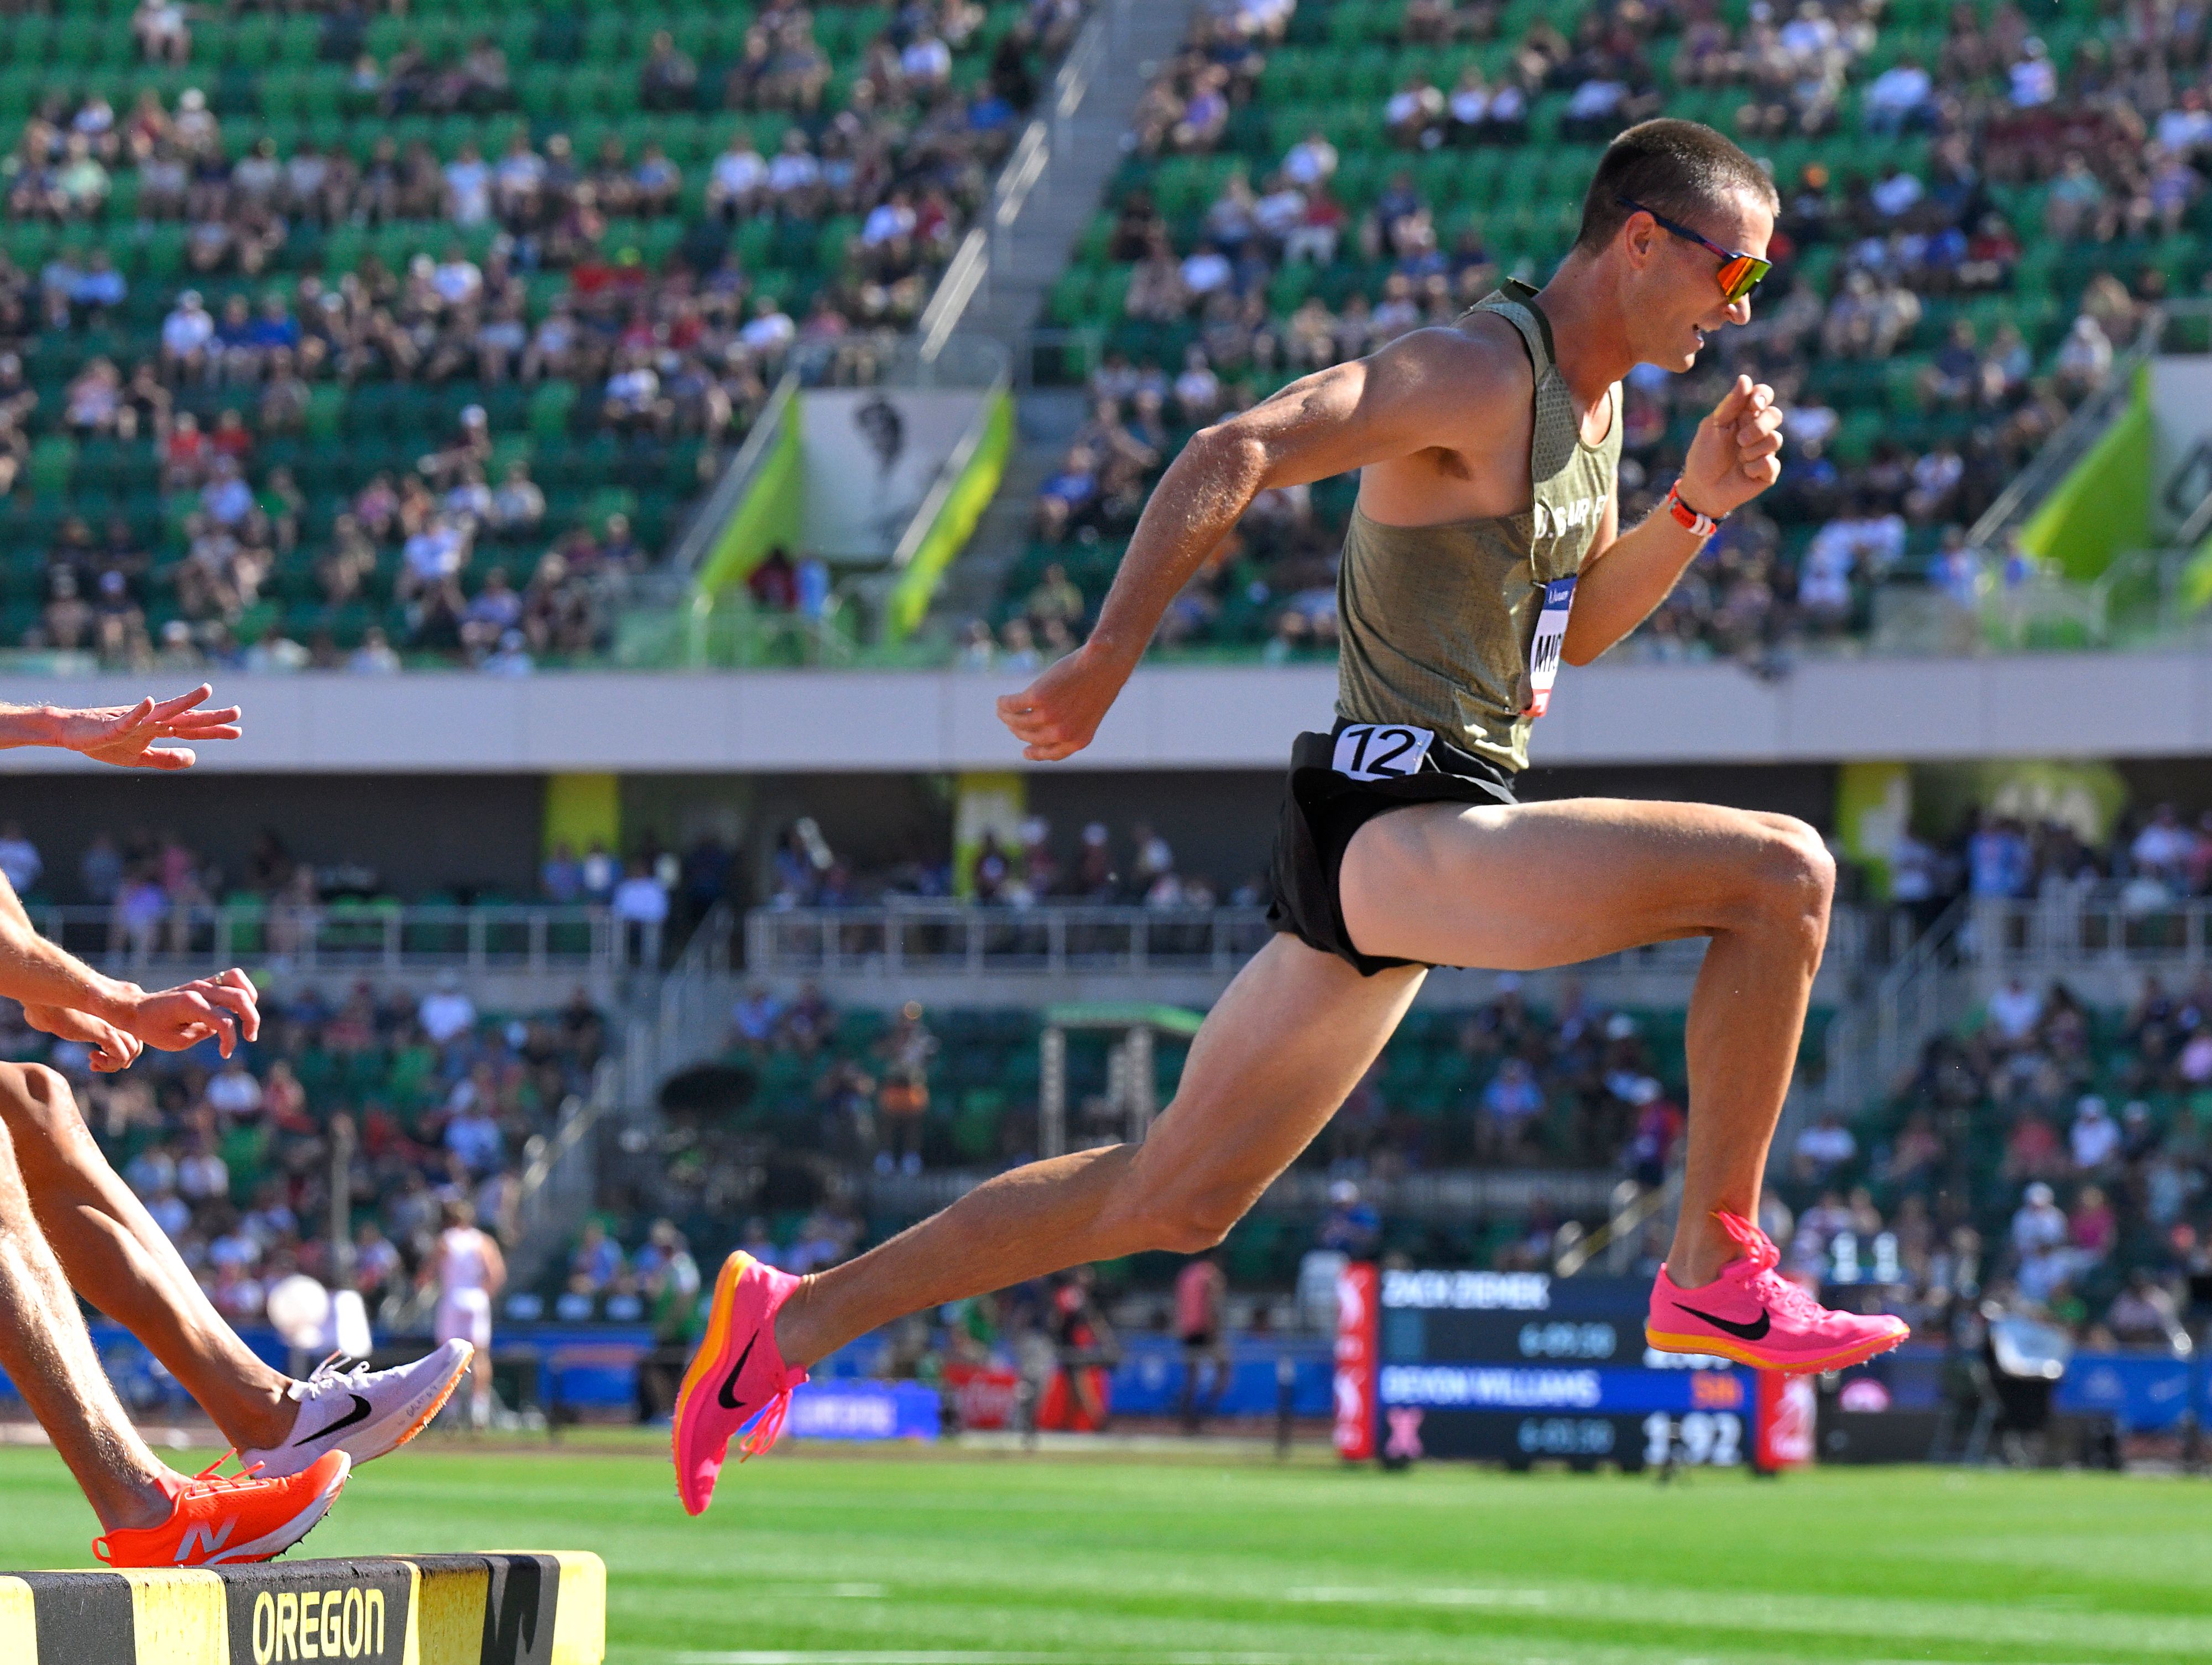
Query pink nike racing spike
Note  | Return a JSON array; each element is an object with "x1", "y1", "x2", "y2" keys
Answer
[
  {"x1": 671, "y1": 1251, "x2": 809, "y2": 1517},
  {"x1": 1645, "y1": 1210, "x2": 1909, "y2": 1375}
]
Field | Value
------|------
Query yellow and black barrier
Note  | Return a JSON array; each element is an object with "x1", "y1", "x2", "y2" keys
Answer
[{"x1": 0, "y1": 1551, "x2": 604, "y2": 1664}]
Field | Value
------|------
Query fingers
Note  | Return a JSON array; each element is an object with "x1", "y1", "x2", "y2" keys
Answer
[
  {"x1": 1709, "y1": 373, "x2": 1754, "y2": 424},
  {"x1": 132, "y1": 746, "x2": 197, "y2": 770},
  {"x1": 201, "y1": 971, "x2": 262, "y2": 1042},
  {"x1": 995, "y1": 691, "x2": 1061, "y2": 747},
  {"x1": 107, "y1": 696, "x2": 156, "y2": 735},
  {"x1": 167, "y1": 713, "x2": 241, "y2": 739},
  {"x1": 148, "y1": 685, "x2": 215, "y2": 721}
]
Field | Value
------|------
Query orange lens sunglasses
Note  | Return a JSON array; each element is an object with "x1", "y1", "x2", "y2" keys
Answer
[{"x1": 1616, "y1": 197, "x2": 1771, "y2": 303}]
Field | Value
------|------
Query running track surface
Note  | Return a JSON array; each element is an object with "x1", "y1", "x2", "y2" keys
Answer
[{"x1": 0, "y1": 1440, "x2": 2195, "y2": 1664}]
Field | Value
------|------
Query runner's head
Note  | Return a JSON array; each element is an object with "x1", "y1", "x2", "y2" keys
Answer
[
  {"x1": 1571, "y1": 119, "x2": 1778, "y2": 372},
  {"x1": 442, "y1": 1198, "x2": 477, "y2": 1230}
]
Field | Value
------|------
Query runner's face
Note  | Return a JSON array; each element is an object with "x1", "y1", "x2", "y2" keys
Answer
[{"x1": 1633, "y1": 190, "x2": 1774, "y2": 372}]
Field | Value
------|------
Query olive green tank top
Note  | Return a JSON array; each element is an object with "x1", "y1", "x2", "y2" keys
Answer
[{"x1": 1334, "y1": 279, "x2": 1623, "y2": 774}]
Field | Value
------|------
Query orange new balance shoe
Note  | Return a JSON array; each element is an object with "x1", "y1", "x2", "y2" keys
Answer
[{"x1": 93, "y1": 1449, "x2": 351, "y2": 1568}]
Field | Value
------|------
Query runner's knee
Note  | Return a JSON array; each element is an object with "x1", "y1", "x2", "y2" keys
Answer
[{"x1": 1735, "y1": 816, "x2": 1834, "y2": 938}]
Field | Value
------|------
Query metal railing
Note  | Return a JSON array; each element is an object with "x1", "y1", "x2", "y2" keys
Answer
[
  {"x1": 28, "y1": 901, "x2": 623, "y2": 978},
  {"x1": 1960, "y1": 892, "x2": 2212, "y2": 970},
  {"x1": 747, "y1": 904, "x2": 1277, "y2": 978},
  {"x1": 1821, "y1": 890, "x2": 2212, "y2": 1109},
  {"x1": 744, "y1": 901, "x2": 1878, "y2": 982}
]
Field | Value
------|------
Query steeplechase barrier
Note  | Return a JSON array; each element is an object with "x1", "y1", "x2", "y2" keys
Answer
[{"x1": 0, "y1": 1551, "x2": 603, "y2": 1664}]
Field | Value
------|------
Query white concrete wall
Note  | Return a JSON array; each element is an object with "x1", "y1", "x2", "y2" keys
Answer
[{"x1": 0, "y1": 651, "x2": 2200, "y2": 773}]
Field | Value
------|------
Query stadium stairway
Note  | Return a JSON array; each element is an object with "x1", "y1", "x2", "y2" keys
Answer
[
  {"x1": 953, "y1": 0, "x2": 1203, "y2": 357},
  {"x1": 920, "y1": 0, "x2": 1203, "y2": 633},
  {"x1": 0, "y1": 1551, "x2": 604, "y2": 1665}
]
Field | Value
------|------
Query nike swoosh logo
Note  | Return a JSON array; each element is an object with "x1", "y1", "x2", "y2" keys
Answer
[
  {"x1": 716, "y1": 1334, "x2": 759, "y2": 1411},
  {"x1": 300, "y1": 1392, "x2": 374, "y2": 1446},
  {"x1": 1672, "y1": 1302, "x2": 1771, "y2": 1342}
]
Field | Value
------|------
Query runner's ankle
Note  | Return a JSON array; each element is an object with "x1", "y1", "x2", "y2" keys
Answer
[{"x1": 225, "y1": 1381, "x2": 300, "y2": 1452}]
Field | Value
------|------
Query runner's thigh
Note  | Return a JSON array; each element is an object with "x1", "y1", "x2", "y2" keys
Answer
[
  {"x1": 1121, "y1": 933, "x2": 1424, "y2": 1228},
  {"x1": 1338, "y1": 796, "x2": 1828, "y2": 971}
]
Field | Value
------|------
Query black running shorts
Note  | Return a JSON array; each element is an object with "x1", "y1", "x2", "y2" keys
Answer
[{"x1": 1265, "y1": 721, "x2": 1519, "y2": 977}]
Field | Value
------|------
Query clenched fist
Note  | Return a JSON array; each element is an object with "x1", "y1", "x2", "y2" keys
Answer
[{"x1": 1678, "y1": 374, "x2": 1785, "y2": 521}]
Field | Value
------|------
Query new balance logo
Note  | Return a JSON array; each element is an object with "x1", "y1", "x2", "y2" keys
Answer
[{"x1": 175, "y1": 1518, "x2": 236, "y2": 1563}]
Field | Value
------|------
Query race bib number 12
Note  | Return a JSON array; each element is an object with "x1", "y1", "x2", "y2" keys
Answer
[
  {"x1": 1523, "y1": 576, "x2": 1577, "y2": 718},
  {"x1": 1332, "y1": 724, "x2": 1434, "y2": 781}
]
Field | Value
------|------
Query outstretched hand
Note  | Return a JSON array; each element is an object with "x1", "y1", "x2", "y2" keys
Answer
[
  {"x1": 995, "y1": 645, "x2": 1128, "y2": 763},
  {"x1": 1679, "y1": 374, "x2": 1785, "y2": 521},
  {"x1": 20, "y1": 1005, "x2": 142, "y2": 1073},
  {"x1": 48, "y1": 685, "x2": 243, "y2": 770},
  {"x1": 123, "y1": 969, "x2": 262, "y2": 1058}
]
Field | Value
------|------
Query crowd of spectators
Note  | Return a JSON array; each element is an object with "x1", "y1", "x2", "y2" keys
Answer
[
  {"x1": 1, "y1": 0, "x2": 1087, "y2": 667},
  {"x1": 1787, "y1": 967, "x2": 2212, "y2": 1355},
  {"x1": 760, "y1": 809, "x2": 1267, "y2": 911},
  {"x1": 1883, "y1": 800, "x2": 2212, "y2": 921},
  {"x1": 1005, "y1": 0, "x2": 2208, "y2": 662},
  {"x1": 0, "y1": 973, "x2": 609, "y2": 1332}
]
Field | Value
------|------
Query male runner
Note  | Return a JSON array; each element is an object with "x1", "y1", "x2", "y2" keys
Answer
[
  {"x1": 1, "y1": 688, "x2": 470, "y2": 1561},
  {"x1": 672, "y1": 119, "x2": 1907, "y2": 1512}
]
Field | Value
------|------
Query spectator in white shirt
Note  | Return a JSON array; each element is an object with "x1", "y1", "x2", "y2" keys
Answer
[
  {"x1": 1179, "y1": 242, "x2": 1233, "y2": 298},
  {"x1": 1793, "y1": 1112, "x2": 1857, "y2": 1178},
  {"x1": 161, "y1": 291, "x2": 215, "y2": 370},
  {"x1": 205, "y1": 1059, "x2": 264, "y2": 1119},
  {"x1": 444, "y1": 141, "x2": 492, "y2": 225},
  {"x1": 2010, "y1": 1181, "x2": 2067, "y2": 1256},
  {"x1": 613, "y1": 862, "x2": 670, "y2": 925},
  {"x1": 2008, "y1": 38, "x2": 2057, "y2": 108},
  {"x1": 862, "y1": 191, "x2": 917, "y2": 248},
  {"x1": 1282, "y1": 128, "x2": 1337, "y2": 185},
  {"x1": 430, "y1": 249, "x2": 484, "y2": 308},
  {"x1": 900, "y1": 33, "x2": 952, "y2": 90},
  {"x1": 349, "y1": 626, "x2": 402, "y2": 674},
  {"x1": 739, "y1": 298, "x2": 796, "y2": 353},
  {"x1": 488, "y1": 462, "x2": 545, "y2": 533},
  {"x1": 706, "y1": 136, "x2": 769, "y2": 220},
  {"x1": 1986, "y1": 975, "x2": 2044, "y2": 1042},
  {"x1": 613, "y1": 860, "x2": 670, "y2": 965},
  {"x1": 2131, "y1": 804, "x2": 2195, "y2": 883},
  {"x1": 400, "y1": 515, "x2": 471, "y2": 598},
  {"x1": 419, "y1": 974, "x2": 478, "y2": 1044},
  {"x1": 1864, "y1": 58, "x2": 1934, "y2": 133},
  {"x1": 766, "y1": 132, "x2": 821, "y2": 197},
  {"x1": 2155, "y1": 88, "x2": 2212, "y2": 155},
  {"x1": 2070, "y1": 1096, "x2": 2120, "y2": 1171},
  {"x1": 1869, "y1": 164, "x2": 1924, "y2": 219},
  {"x1": 176, "y1": 1134, "x2": 229, "y2": 1202}
]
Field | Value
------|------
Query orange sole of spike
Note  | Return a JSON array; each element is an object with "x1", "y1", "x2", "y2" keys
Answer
[
  {"x1": 670, "y1": 1252, "x2": 752, "y2": 1495},
  {"x1": 1644, "y1": 1324, "x2": 1910, "y2": 1376},
  {"x1": 382, "y1": 1343, "x2": 474, "y2": 1454}
]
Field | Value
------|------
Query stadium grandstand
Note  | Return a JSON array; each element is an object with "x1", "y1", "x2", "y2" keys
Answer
[{"x1": 3, "y1": 0, "x2": 2212, "y2": 1646}]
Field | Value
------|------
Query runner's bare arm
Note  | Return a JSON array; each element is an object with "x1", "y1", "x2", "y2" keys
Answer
[
  {"x1": 998, "y1": 330, "x2": 1519, "y2": 761},
  {"x1": 1562, "y1": 375, "x2": 1783, "y2": 665},
  {"x1": 0, "y1": 871, "x2": 260, "y2": 1058},
  {"x1": 0, "y1": 685, "x2": 243, "y2": 770}
]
